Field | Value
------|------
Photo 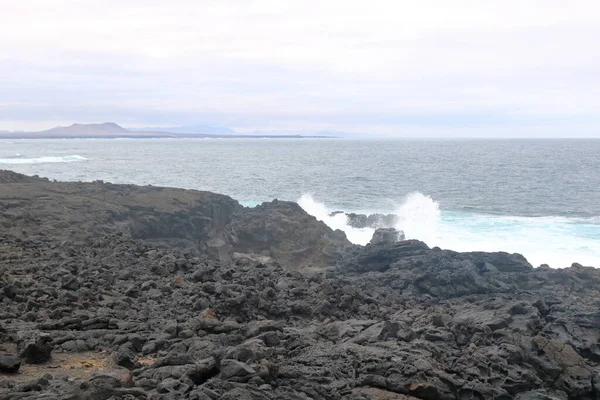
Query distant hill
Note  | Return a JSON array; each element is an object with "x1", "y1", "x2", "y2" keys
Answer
[
  {"x1": 0, "y1": 123, "x2": 164, "y2": 139},
  {"x1": 0, "y1": 123, "x2": 334, "y2": 139},
  {"x1": 41, "y1": 122, "x2": 129, "y2": 136}
]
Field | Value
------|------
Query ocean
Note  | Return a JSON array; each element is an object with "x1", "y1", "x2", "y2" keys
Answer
[{"x1": 1, "y1": 138, "x2": 599, "y2": 268}]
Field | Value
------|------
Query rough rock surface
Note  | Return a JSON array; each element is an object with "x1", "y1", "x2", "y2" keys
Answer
[
  {"x1": 0, "y1": 170, "x2": 350, "y2": 270},
  {"x1": 370, "y1": 228, "x2": 405, "y2": 245},
  {"x1": 0, "y1": 354, "x2": 20, "y2": 373},
  {"x1": 232, "y1": 200, "x2": 352, "y2": 270},
  {"x1": 1, "y1": 170, "x2": 599, "y2": 400},
  {"x1": 342, "y1": 213, "x2": 399, "y2": 229}
]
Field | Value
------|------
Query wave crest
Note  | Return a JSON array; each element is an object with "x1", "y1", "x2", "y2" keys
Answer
[
  {"x1": 297, "y1": 194, "x2": 375, "y2": 244},
  {"x1": 297, "y1": 192, "x2": 441, "y2": 246},
  {"x1": 297, "y1": 192, "x2": 600, "y2": 268},
  {"x1": 0, "y1": 155, "x2": 87, "y2": 164},
  {"x1": 394, "y1": 192, "x2": 441, "y2": 244}
]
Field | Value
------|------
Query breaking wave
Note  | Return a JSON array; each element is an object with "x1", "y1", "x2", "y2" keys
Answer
[
  {"x1": 0, "y1": 155, "x2": 87, "y2": 164},
  {"x1": 298, "y1": 192, "x2": 600, "y2": 269},
  {"x1": 298, "y1": 194, "x2": 376, "y2": 244}
]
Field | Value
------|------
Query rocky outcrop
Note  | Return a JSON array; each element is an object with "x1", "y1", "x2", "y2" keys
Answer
[
  {"x1": 231, "y1": 200, "x2": 352, "y2": 270},
  {"x1": 0, "y1": 170, "x2": 350, "y2": 270},
  {"x1": 345, "y1": 212, "x2": 399, "y2": 229},
  {"x1": 339, "y1": 241, "x2": 536, "y2": 297},
  {"x1": 1, "y1": 170, "x2": 599, "y2": 400},
  {"x1": 370, "y1": 228, "x2": 405, "y2": 245}
]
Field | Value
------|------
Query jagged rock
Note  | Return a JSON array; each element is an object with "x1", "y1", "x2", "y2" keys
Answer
[
  {"x1": 90, "y1": 368, "x2": 134, "y2": 388},
  {"x1": 220, "y1": 359, "x2": 256, "y2": 382},
  {"x1": 369, "y1": 228, "x2": 405, "y2": 245},
  {"x1": 0, "y1": 170, "x2": 599, "y2": 400},
  {"x1": 340, "y1": 239, "x2": 430, "y2": 273},
  {"x1": 17, "y1": 331, "x2": 52, "y2": 364},
  {"x1": 345, "y1": 213, "x2": 399, "y2": 229},
  {"x1": 231, "y1": 200, "x2": 352, "y2": 269},
  {"x1": 111, "y1": 346, "x2": 138, "y2": 370}
]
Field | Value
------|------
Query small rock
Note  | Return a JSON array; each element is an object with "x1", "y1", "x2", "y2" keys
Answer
[
  {"x1": 219, "y1": 359, "x2": 256, "y2": 382},
  {"x1": 0, "y1": 354, "x2": 20, "y2": 373},
  {"x1": 111, "y1": 347, "x2": 138, "y2": 370},
  {"x1": 17, "y1": 331, "x2": 52, "y2": 364},
  {"x1": 157, "y1": 377, "x2": 190, "y2": 395},
  {"x1": 89, "y1": 368, "x2": 134, "y2": 388}
]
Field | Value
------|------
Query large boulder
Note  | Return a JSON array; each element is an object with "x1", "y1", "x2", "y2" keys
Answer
[{"x1": 370, "y1": 228, "x2": 405, "y2": 245}]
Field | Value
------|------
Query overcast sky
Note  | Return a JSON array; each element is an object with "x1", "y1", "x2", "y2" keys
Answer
[{"x1": 1, "y1": 0, "x2": 599, "y2": 137}]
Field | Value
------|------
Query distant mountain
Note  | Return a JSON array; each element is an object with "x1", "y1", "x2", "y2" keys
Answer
[
  {"x1": 130, "y1": 124, "x2": 238, "y2": 135},
  {"x1": 40, "y1": 122, "x2": 129, "y2": 136}
]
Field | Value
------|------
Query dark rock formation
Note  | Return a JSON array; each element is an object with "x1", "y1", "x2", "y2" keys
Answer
[
  {"x1": 0, "y1": 354, "x2": 20, "y2": 373},
  {"x1": 0, "y1": 171, "x2": 350, "y2": 270},
  {"x1": 232, "y1": 200, "x2": 352, "y2": 270},
  {"x1": 17, "y1": 331, "x2": 52, "y2": 364},
  {"x1": 0, "y1": 170, "x2": 599, "y2": 400},
  {"x1": 345, "y1": 212, "x2": 399, "y2": 229},
  {"x1": 370, "y1": 228, "x2": 405, "y2": 245}
]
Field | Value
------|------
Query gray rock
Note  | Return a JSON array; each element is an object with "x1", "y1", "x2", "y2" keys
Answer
[
  {"x1": 17, "y1": 330, "x2": 52, "y2": 364},
  {"x1": 369, "y1": 228, "x2": 405, "y2": 245},
  {"x1": 220, "y1": 359, "x2": 256, "y2": 382},
  {"x1": 0, "y1": 354, "x2": 20, "y2": 373}
]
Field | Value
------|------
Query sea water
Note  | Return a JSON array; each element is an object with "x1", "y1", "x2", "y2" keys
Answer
[{"x1": 1, "y1": 138, "x2": 598, "y2": 268}]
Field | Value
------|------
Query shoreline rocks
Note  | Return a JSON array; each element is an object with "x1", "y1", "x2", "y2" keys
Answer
[{"x1": 1, "y1": 170, "x2": 599, "y2": 399}]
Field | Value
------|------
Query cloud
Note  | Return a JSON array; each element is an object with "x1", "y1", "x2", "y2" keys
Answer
[{"x1": 0, "y1": 0, "x2": 599, "y2": 136}]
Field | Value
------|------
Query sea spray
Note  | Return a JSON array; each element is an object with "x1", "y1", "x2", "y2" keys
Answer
[
  {"x1": 393, "y1": 192, "x2": 441, "y2": 244},
  {"x1": 298, "y1": 192, "x2": 600, "y2": 268},
  {"x1": 298, "y1": 192, "x2": 442, "y2": 246},
  {"x1": 297, "y1": 194, "x2": 375, "y2": 245},
  {"x1": 0, "y1": 155, "x2": 87, "y2": 164}
]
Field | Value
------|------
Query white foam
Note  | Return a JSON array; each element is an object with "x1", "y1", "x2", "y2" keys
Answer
[
  {"x1": 297, "y1": 192, "x2": 600, "y2": 268},
  {"x1": 297, "y1": 194, "x2": 375, "y2": 245},
  {"x1": 434, "y1": 213, "x2": 600, "y2": 268},
  {"x1": 0, "y1": 155, "x2": 87, "y2": 164},
  {"x1": 394, "y1": 192, "x2": 441, "y2": 244}
]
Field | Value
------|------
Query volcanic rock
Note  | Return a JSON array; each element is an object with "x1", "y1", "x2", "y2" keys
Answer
[
  {"x1": 17, "y1": 331, "x2": 52, "y2": 364},
  {"x1": 345, "y1": 212, "x2": 398, "y2": 229},
  {"x1": 0, "y1": 170, "x2": 599, "y2": 400},
  {"x1": 370, "y1": 227, "x2": 405, "y2": 245},
  {"x1": 0, "y1": 354, "x2": 20, "y2": 373}
]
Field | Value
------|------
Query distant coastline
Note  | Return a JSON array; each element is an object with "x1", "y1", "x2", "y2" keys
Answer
[
  {"x1": 0, "y1": 134, "x2": 336, "y2": 139},
  {"x1": 0, "y1": 122, "x2": 337, "y2": 139}
]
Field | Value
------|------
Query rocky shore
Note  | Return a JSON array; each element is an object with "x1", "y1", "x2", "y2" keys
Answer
[{"x1": 0, "y1": 170, "x2": 598, "y2": 400}]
